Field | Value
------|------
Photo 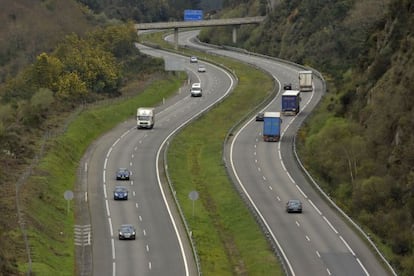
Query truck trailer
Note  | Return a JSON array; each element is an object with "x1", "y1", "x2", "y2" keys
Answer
[
  {"x1": 281, "y1": 90, "x2": 301, "y2": 116},
  {"x1": 263, "y1": 112, "x2": 282, "y2": 142},
  {"x1": 136, "y1": 107, "x2": 154, "y2": 129},
  {"x1": 298, "y1": 70, "x2": 313, "y2": 92}
]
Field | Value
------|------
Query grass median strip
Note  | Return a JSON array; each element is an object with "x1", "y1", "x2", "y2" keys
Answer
[{"x1": 152, "y1": 37, "x2": 284, "y2": 274}]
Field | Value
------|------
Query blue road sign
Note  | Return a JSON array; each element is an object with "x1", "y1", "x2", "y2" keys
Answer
[{"x1": 184, "y1": 10, "x2": 203, "y2": 21}]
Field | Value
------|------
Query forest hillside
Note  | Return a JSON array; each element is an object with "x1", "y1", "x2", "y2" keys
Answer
[
  {"x1": 0, "y1": 0, "x2": 177, "y2": 274},
  {"x1": 200, "y1": 0, "x2": 414, "y2": 274}
]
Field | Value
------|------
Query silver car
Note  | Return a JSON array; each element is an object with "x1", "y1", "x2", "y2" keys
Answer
[
  {"x1": 286, "y1": 199, "x2": 302, "y2": 213},
  {"x1": 118, "y1": 224, "x2": 136, "y2": 240}
]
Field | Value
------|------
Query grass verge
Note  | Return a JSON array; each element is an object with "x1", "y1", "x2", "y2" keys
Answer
[
  {"x1": 19, "y1": 73, "x2": 185, "y2": 275},
  {"x1": 141, "y1": 33, "x2": 284, "y2": 274}
]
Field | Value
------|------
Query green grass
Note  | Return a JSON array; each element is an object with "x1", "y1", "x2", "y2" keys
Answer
[
  {"x1": 168, "y1": 61, "x2": 282, "y2": 274},
  {"x1": 20, "y1": 73, "x2": 185, "y2": 275},
  {"x1": 21, "y1": 30, "x2": 285, "y2": 275},
  {"x1": 145, "y1": 33, "x2": 284, "y2": 274}
]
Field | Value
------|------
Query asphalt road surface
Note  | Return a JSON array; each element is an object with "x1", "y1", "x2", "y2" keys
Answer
[
  {"x1": 173, "y1": 30, "x2": 393, "y2": 276},
  {"x1": 79, "y1": 45, "x2": 236, "y2": 276}
]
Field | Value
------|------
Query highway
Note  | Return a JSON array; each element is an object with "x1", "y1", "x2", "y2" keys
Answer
[
  {"x1": 82, "y1": 45, "x2": 236, "y2": 276},
  {"x1": 171, "y1": 30, "x2": 391, "y2": 276}
]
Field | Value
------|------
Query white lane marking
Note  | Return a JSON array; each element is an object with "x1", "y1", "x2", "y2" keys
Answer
[
  {"x1": 106, "y1": 147, "x2": 113, "y2": 158},
  {"x1": 316, "y1": 251, "x2": 321, "y2": 258},
  {"x1": 295, "y1": 184, "x2": 307, "y2": 198},
  {"x1": 113, "y1": 138, "x2": 120, "y2": 147},
  {"x1": 356, "y1": 258, "x2": 370, "y2": 276},
  {"x1": 111, "y1": 238, "x2": 115, "y2": 259},
  {"x1": 108, "y1": 217, "x2": 113, "y2": 236},
  {"x1": 120, "y1": 130, "x2": 129, "y2": 139},
  {"x1": 339, "y1": 235, "x2": 355, "y2": 256},
  {"x1": 295, "y1": 221, "x2": 300, "y2": 227},
  {"x1": 269, "y1": 186, "x2": 273, "y2": 190},
  {"x1": 286, "y1": 171, "x2": 295, "y2": 183},
  {"x1": 106, "y1": 200, "x2": 110, "y2": 217},
  {"x1": 103, "y1": 184, "x2": 108, "y2": 199},
  {"x1": 308, "y1": 199, "x2": 322, "y2": 215},
  {"x1": 323, "y1": 216, "x2": 338, "y2": 234},
  {"x1": 305, "y1": 235, "x2": 310, "y2": 242}
]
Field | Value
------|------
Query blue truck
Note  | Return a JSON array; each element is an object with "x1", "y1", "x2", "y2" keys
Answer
[
  {"x1": 281, "y1": 90, "x2": 301, "y2": 115},
  {"x1": 263, "y1": 112, "x2": 282, "y2": 142}
]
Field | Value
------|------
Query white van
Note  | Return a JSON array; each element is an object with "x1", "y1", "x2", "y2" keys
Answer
[
  {"x1": 136, "y1": 107, "x2": 154, "y2": 129},
  {"x1": 190, "y1": 82, "x2": 202, "y2": 97}
]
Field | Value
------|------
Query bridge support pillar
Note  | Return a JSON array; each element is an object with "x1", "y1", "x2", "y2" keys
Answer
[
  {"x1": 232, "y1": 26, "x2": 239, "y2": 43},
  {"x1": 174, "y1": 27, "x2": 179, "y2": 50}
]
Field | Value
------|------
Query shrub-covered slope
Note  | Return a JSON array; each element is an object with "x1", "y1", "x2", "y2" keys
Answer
[{"x1": 201, "y1": 0, "x2": 414, "y2": 274}]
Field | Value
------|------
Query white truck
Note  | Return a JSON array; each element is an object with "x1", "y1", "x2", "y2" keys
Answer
[
  {"x1": 298, "y1": 70, "x2": 313, "y2": 92},
  {"x1": 136, "y1": 107, "x2": 154, "y2": 129}
]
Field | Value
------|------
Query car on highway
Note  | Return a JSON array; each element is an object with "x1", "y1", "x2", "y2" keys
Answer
[
  {"x1": 197, "y1": 64, "x2": 206, "y2": 73},
  {"x1": 283, "y1": 83, "x2": 292, "y2": 90},
  {"x1": 116, "y1": 168, "x2": 130, "y2": 180},
  {"x1": 190, "y1": 82, "x2": 202, "y2": 97},
  {"x1": 255, "y1": 112, "x2": 264, "y2": 121},
  {"x1": 190, "y1": 56, "x2": 198, "y2": 63},
  {"x1": 118, "y1": 224, "x2": 136, "y2": 240},
  {"x1": 286, "y1": 199, "x2": 302, "y2": 213},
  {"x1": 113, "y1": 186, "x2": 128, "y2": 200}
]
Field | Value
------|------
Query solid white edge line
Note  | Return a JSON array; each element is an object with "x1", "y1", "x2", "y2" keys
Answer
[
  {"x1": 323, "y1": 216, "x2": 338, "y2": 234},
  {"x1": 339, "y1": 235, "x2": 356, "y2": 256}
]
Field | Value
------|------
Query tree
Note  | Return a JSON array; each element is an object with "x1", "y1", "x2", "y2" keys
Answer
[
  {"x1": 30, "y1": 52, "x2": 63, "y2": 91},
  {"x1": 55, "y1": 72, "x2": 88, "y2": 103}
]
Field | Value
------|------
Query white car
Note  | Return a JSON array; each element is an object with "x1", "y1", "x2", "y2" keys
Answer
[
  {"x1": 190, "y1": 56, "x2": 198, "y2": 63},
  {"x1": 190, "y1": 82, "x2": 202, "y2": 97},
  {"x1": 197, "y1": 65, "x2": 206, "y2": 73}
]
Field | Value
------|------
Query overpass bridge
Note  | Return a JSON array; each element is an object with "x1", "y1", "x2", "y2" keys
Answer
[{"x1": 135, "y1": 16, "x2": 266, "y2": 48}]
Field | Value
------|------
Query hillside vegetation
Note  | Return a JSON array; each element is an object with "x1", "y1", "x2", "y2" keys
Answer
[
  {"x1": 1, "y1": 0, "x2": 413, "y2": 275},
  {"x1": 0, "y1": 1, "x2": 170, "y2": 274},
  {"x1": 200, "y1": 0, "x2": 414, "y2": 274}
]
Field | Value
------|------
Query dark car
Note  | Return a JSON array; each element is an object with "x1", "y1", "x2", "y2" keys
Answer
[
  {"x1": 116, "y1": 168, "x2": 130, "y2": 180},
  {"x1": 255, "y1": 112, "x2": 264, "y2": 121},
  {"x1": 113, "y1": 186, "x2": 128, "y2": 200},
  {"x1": 286, "y1": 199, "x2": 302, "y2": 213},
  {"x1": 283, "y1": 83, "x2": 292, "y2": 90},
  {"x1": 118, "y1": 224, "x2": 136, "y2": 240}
]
